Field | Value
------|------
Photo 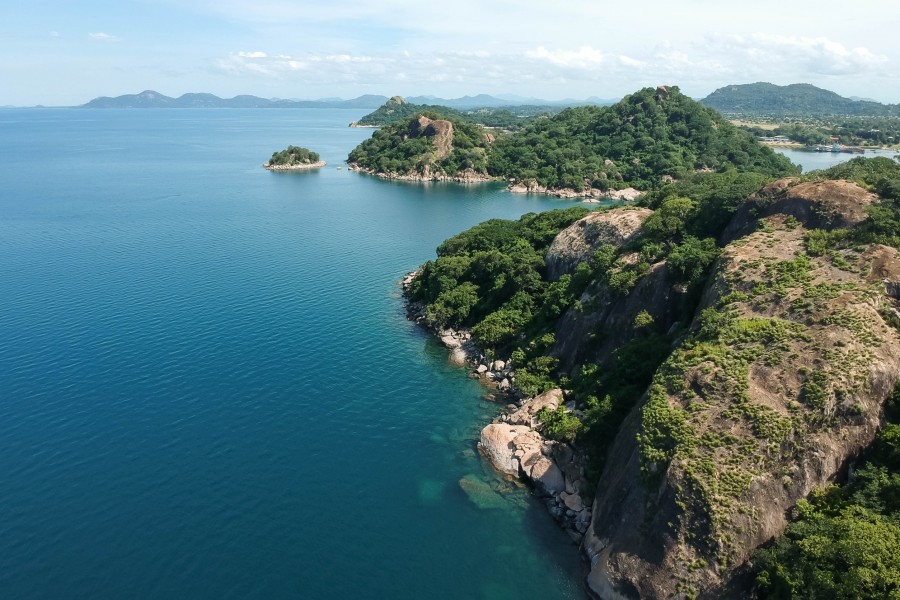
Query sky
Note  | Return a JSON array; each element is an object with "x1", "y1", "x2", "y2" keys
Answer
[{"x1": 2, "y1": 0, "x2": 899, "y2": 106}]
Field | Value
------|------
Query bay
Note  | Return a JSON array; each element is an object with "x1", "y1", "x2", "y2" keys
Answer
[
  {"x1": 774, "y1": 146, "x2": 900, "y2": 172},
  {"x1": 0, "y1": 108, "x2": 588, "y2": 599}
]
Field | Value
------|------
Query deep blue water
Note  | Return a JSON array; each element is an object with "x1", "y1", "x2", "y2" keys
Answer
[{"x1": 0, "y1": 108, "x2": 588, "y2": 599}]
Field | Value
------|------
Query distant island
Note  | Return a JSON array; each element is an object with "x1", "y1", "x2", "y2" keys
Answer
[{"x1": 264, "y1": 146, "x2": 325, "y2": 171}]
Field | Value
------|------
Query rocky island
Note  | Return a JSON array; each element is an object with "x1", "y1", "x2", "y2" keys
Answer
[
  {"x1": 264, "y1": 145, "x2": 325, "y2": 171},
  {"x1": 400, "y1": 87, "x2": 900, "y2": 599}
]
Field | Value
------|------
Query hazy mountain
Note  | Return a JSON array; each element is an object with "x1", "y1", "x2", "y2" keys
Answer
[{"x1": 81, "y1": 91, "x2": 390, "y2": 109}]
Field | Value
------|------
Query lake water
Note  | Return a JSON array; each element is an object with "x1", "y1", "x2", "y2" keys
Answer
[
  {"x1": 0, "y1": 108, "x2": 588, "y2": 599},
  {"x1": 774, "y1": 146, "x2": 900, "y2": 172}
]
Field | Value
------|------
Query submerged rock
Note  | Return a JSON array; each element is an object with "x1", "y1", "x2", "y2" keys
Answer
[{"x1": 458, "y1": 475, "x2": 509, "y2": 510}]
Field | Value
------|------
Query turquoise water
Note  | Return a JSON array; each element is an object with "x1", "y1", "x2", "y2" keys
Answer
[
  {"x1": 0, "y1": 109, "x2": 587, "y2": 599},
  {"x1": 774, "y1": 146, "x2": 900, "y2": 172}
]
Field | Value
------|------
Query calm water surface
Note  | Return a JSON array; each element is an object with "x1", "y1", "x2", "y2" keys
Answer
[
  {"x1": 0, "y1": 108, "x2": 588, "y2": 599},
  {"x1": 774, "y1": 146, "x2": 900, "y2": 172}
]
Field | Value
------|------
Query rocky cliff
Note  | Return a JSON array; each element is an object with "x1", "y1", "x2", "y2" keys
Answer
[{"x1": 580, "y1": 178, "x2": 900, "y2": 598}]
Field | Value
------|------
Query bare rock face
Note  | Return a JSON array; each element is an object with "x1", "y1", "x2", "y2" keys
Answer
[
  {"x1": 409, "y1": 115, "x2": 454, "y2": 160},
  {"x1": 388, "y1": 95, "x2": 406, "y2": 105},
  {"x1": 584, "y1": 190, "x2": 900, "y2": 599},
  {"x1": 478, "y1": 390, "x2": 572, "y2": 497},
  {"x1": 554, "y1": 261, "x2": 683, "y2": 373},
  {"x1": 478, "y1": 424, "x2": 530, "y2": 476},
  {"x1": 546, "y1": 207, "x2": 652, "y2": 281},
  {"x1": 506, "y1": 388, "x2": 563, "y2": 426},
  {"x1": 725, "y1": 178, "x2": 878, "y2": 241}
]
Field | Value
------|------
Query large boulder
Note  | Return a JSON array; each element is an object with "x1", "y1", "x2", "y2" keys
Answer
[
  {"x1": 545, "y1": 207, "x2": 652, "y2": 281},
  {"x1": 478, "y1": 424, "x2": 530, "y2": 476}
]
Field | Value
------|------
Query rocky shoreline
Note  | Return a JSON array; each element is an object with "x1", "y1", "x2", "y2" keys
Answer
[
  {"x1": 348, "y1": 163, "x2": 641, "y2": 202},
  {"x1": 508, "y1": 180, "x2": 642, "y2": 202},
  {"x1": 348, "y1": 163, "x2": 495, "y2": 184},
  {"x1": 400, "y1": 271, "x2": 592, "y2": 544},
  {"x1": 263, "y1": 160, "x2": 326, "y2": 171}
]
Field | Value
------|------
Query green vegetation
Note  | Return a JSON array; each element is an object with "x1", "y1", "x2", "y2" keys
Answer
[
  {"x1": 702, "y1": 82, "x2": 900, "y2": 118},
  {"x1": 347, "y1": 111, "x2": 491, "y2": 176},
  {"x1": 487, "y1": 87, "x2": 797, "y2": 190},
  {"x1": 354, "y1": 97, "x2": 557, "y2": 130},
  {"x1": 406, "y1": 140, "x2": 900, "y2": 595},
  {"x1": 348, "y1": 87, "x2": 799, "y2": 191},
  {"x1": 753, "y1": 391, "x2": 900, "y2": 599},
  {"x1": 802, "y1": 157, "x2": 900, "y2": 249},
  {"x1": 266, "y1": 145, "x2": 320, "y2": 166}
]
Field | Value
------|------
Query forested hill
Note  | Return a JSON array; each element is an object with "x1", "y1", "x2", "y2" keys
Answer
[
  {"x1": 351, "y1": 96, "x2": 557, "y2": 129},
  {"x1": 347, "y1": 86, "x2": 798, "y2": 191},
  {"x1": 702, "y1": 82, "x2": 900, "y2": 116},
  {"x1": 487, "y1": 85, "x2": 797, "y2": 190}
]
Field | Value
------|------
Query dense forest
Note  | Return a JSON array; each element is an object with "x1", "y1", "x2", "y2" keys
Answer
[
  {"x1": 347, "y1": 111, "x2": 493, "y2": 176},
  {"x1": 348, "y1": 86, "x2": 799, "y2": 190},
  {"x1": 407, "y1": 156, "x2": 900, "y2": 598}
]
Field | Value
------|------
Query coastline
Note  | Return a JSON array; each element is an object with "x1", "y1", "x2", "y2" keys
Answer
[
  {"x1": 263, "y1": 160, "x2": 326, "y2": 171},
  {"x1": 348, "y1": 163, "x2": 495, "y2": 183},
  {"x1": 400, "y1": 271, "x2": 593, "y2": 547}
]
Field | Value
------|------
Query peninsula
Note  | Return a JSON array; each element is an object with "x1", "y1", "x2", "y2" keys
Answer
[
  {"x1": 398, "y1": 86, "x2": 900, "y2": 599},
  {"x1": 264, "y1": 145, "x2": 325, "y2": 171},
  {"x1": 347, "y1": 86, "x2": 798, "y2": 198}
]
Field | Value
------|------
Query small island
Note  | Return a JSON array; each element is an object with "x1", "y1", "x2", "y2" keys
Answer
[{"x1": 263, "y1": 145, "x2": 326, "y2": 171}]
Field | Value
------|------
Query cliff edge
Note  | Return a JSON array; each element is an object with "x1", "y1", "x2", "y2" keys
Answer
[{"x1": 583, "y1": 178, "x2": 900, "y2": 598}]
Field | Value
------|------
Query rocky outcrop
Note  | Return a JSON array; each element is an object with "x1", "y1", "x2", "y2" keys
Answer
[
  {"x1": 724, "y1": 177, "x2": 879, "y2": 241},
  {"x1": 263, "y1": 160, "x2": 326, "y2": 171},
  {"x1": 508, "y1": 181, "x2": 642, "y2": 201},
  {"x1": 545, "y1": 207, "x2": 652, "y2": 281},
  {"x1": 478, "y1": 389, "x2": 592, "y2": 539},
  {"x1": 348, "y1": 163, "x2": 494, "y2": 183},
  {"x1": 410, "y1": 115, "x2": 454, "y2": 160},
  {"x1": 584, "y1": 188, "x2": 900, "y2": 599}
]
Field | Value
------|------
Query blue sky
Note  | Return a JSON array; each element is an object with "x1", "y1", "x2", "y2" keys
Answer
[{"x1": 2, "y1": 0, "x2": 899, "y2": 105}]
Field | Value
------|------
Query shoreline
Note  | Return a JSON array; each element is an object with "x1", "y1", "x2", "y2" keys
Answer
[
  {"x1": 263, "y1": 160, "x2": 326, "y2": 171},
  {"x1": 400, "y1": 271, "x2": 593, "y2": 547},
  {"x1": 348, "y1": 163, "x2": 496, "y2": 184},
  {"x1": 348, "y1": 163, "x2": 642, "y2": 201}
]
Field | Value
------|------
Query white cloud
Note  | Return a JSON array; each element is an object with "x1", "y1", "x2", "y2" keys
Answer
[
  {"x1": 527, "y1": 46, "x2": 608, "y2": 68},
  {"x1": 88, "y1": 32, "x2": 122, "y2": 42},
  {"x1": 693, "y1": 33, "x2": 888, "y2": 77}
]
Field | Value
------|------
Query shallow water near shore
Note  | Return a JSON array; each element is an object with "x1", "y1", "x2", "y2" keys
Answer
[{"x1": 0, "y1": 108, "x2": 589, "y2": 599}]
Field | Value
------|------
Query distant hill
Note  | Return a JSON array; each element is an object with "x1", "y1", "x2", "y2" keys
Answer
[
  {"x1": 81, "y1": 90, "x2": 616, "y2": 110},
  {"x1": 348, "y1": 86, "x2": 798, "y2": 191},
  {"x1": 351, "y1": 96, "x2": 559, "y2": 129},
  {"x1": 81, "y1": 91, "x2": 389, "y2": 109},
  {"x1": 702, "y1": 82, "x2": 900, "y2": 116}
]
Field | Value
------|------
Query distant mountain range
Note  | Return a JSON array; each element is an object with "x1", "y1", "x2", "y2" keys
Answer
[
  {"x1": 701, "y1": 82, "x2": 900, "y2": 116},
  {"x1": 80, "y1": 90, "x2": 617, "y2": 110},
  {"x1": 81, "y1": 90, "x2": 389, "y2": 109}
]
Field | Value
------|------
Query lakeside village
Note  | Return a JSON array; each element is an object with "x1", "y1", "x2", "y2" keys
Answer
[{"x1": 758, "y1": 133, "x2": 866, "y2": 153}]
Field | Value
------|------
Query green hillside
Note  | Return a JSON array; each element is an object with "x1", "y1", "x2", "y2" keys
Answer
[{"x1": 703, "y1": 82, "x2": 900, "y2": 117}]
